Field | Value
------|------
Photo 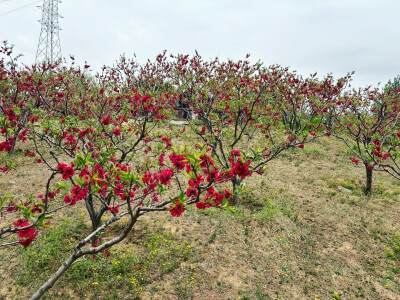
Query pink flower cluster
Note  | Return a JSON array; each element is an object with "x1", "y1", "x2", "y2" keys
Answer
[
  {"x1": 64, "y1": 184, "x2": 89, "y2": 206},
  {"x1": 57, "y1": 163, "x2": 75, "y2": 180},
  {"x1": 13, "y1": 219, "x2": 39, "y2": 247}
]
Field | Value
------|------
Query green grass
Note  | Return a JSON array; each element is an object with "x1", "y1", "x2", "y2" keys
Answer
[
  {"x1": 386, "y1": 234, "x2": 400, "y2": 260},
  {"x1": 14, "y1": 217, "x2": 194, "y2": 299},
  {"x1": 3, "y1": 136, "x2": 400, "y2": 299},
  {"x1": 256, "y1": 197, "x2": 278, "y2": 223}
]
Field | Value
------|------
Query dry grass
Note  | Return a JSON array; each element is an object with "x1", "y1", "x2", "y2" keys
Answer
[{"x1": 1, "y1": 135, "x2": 400, "y2": 299}]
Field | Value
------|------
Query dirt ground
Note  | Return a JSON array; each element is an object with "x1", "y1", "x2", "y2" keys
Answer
[{"x1": 1, "y1": 136, "x2": 400, "y2": 299}]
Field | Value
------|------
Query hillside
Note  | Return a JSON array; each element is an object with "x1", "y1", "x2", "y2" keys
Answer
[{"x1": 1, "y1": 136, "x2": 400, "y2": 299}]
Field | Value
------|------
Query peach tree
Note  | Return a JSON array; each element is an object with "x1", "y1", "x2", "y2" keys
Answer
[
  {"x1": 0, "y1": 58, "x2": 243, "y2": 299},
  {"x1": 331, "y1": 86, "x2": 400, "y2": 194},
  {"x1": 167, "y1": 53, "x2": 350, "y2": 205}
]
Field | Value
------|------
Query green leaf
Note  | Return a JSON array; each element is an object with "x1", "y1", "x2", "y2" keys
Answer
[
  {"x1": 28, "y1": 195, "x2": 35, "y2": 203},
  {"x1": 75, "y1": 153, "x2": 90, "y2": 169},
  {"x1": 221, "y1": 198, "x2": 228, "y2": 208},
  {"x1": 90, "y1": 185, "x2": 101, "y2": 194},
  {"x1": 37, "y1": 215, "x2": 54, "y2": 227},
  {"x1": 178, "y1": 191, "x2": 185, "y2": 203},
  {"x1": 55, "y1": 182, "x2": 67, "y2": 190},
  {"x1": 75, "y1": 177, "x2": 85, "y2": 187}
]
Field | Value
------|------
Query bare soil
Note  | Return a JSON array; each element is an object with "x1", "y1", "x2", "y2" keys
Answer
[{"x1": 1, "y1": 136, "x2": 400, "y2": 299}]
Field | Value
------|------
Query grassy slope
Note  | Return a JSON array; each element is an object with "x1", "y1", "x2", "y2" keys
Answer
[{"x1": 1, "y1": 136, "x2": 400, "y2": 299}]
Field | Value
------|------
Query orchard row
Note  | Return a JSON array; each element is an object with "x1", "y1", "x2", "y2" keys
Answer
[{"x1": 0, "y1": 42, "x2": 399, "y2": 299}]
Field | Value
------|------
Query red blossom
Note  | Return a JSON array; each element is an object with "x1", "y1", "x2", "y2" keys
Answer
[
  {"x1": 161, "y1": 137, "x2": 172, "y2": 148},
  {"x1": 79, "y1": 129, "x2": 91, "y2": 138},
  {"x1": 186, "y1": 188, "x2": 199, "y2": 198},
  {"x1": 0, "y1": 140, "x2": 13, "y2": 152},
  {"x1": 156, "y1": 168, "x2": 174, "y2": 185},
  {"x1": 0, "y1": 165, "x2": 9, "y2": 172},
  {"x1": 206, "y1": 169, "x2": 221, "y2": 183},
  {"x1": 197, "y1": 126, "x2": 206, "y2": 135},
  {"x1": 113, "y1": 127, "x2": 121, "y2": 135},
  {"x1": 351, "y1": 157, "x2": 359, "y2": 165},
  {"x1": 169, "y1": 200, "x2": 185, "y2": 217},
  {"x1": 200, "y1": 155, "x2": 215, "y2": 168},
  {"x1": 231, "y1": 160, "x2": 252, "y2": 179},
  {"x1": 31, "y1": 204, "x2": 42, "y2": 214},
  {"x1": 5, "y1": 202, "x2": 18, "y2": 212},
  {"x1": 57, "y1": 163, "x2": 75, "y2": 180},
  {"x1": 159, "y1": 153, "x2": 165, "y2": 166},
  {"x1": 196, "y1": 202, "x2": 206, "y2": 209},
  {"x1": 188, "y1": 175, "x2": 204, "y2": 187},
  {"x1": 64, "y1": 184, "x2": 88, "y2": 206},
  {"x1": 213, "y1": 192, "x2": 224, "y2": 206},
  {"x1": 107, "y1": 204, "x2": 120, "y2": 214},
  {"x1": 224, "y1": 189, "x2": 231, "y2": 199},
  {"x1": 169, "y1": 153, "x2": 187, "y2": 170},
  {"x1": 24, "y1": 151, "x2": 35, "y2": 157},
  {"x1": 19, "y1": 232, "x2": 39, "y2": 247},
  {"x1": 230, "y1": 149, "x2": 241, "y2": 157},
  {"x1": 114, "y1": 184, "x2": 125, "y2": 200},
  {"x1": 13, "y1": 219, "x2": 39, "y2": 247},
  {"x1": 101, "y1": 249, "x2": 111, "y2": 257},
  {"x1": 101, "y1": 115, "x2": 111, "y2": 125},
  {"x1": 79, "y1": 165, "x2": 89, "y2": 177}
]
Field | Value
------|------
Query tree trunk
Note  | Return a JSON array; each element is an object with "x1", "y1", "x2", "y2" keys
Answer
[
  {"x1": 364, "y1": 166, "x2": 373, "y2": 195},
  {"x1": 30, "y1": 209, "x2": 139, "y2": 299},
  {"x1": 210, "y1": 141, "x2": 217, "y2": 158},
  {"x1": 230, "y1": 178, "x2": 242, "y2": 207},
  {"x1": 85, "y1": 195, "x2": 103, "y2": 244},
  {"x1": 91, "y1": 217, "x2": 101, "y2": 236},
  {"x1": 30, "y1": 252, "x2": 81, "y2": 300}
]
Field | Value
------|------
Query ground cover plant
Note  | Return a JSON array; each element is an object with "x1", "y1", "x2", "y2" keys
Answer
[{"x1": 1, "y1": 44, "x2": 400, "y2": 299}]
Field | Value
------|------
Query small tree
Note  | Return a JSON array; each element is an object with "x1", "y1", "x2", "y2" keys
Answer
[
  {"x1": 331, "y1": 86, "x2": 400, "y2": 194},
  {"x1": 0, "y1": 59, "x2": 235, "y2": 299}
]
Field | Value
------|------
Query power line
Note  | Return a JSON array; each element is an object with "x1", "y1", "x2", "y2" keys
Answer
[{"x1": 0, "y1": 1, "x2": 41, "y2": 17}]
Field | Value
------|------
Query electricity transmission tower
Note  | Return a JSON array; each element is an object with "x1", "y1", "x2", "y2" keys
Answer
[{"x1": 35, "y1": 0, "x2": 62, "y2": 64}]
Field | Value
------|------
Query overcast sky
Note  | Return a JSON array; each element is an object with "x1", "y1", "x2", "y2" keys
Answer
[{"x1": 1, "y1": 0, "x2": 399, "y2": 88}]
